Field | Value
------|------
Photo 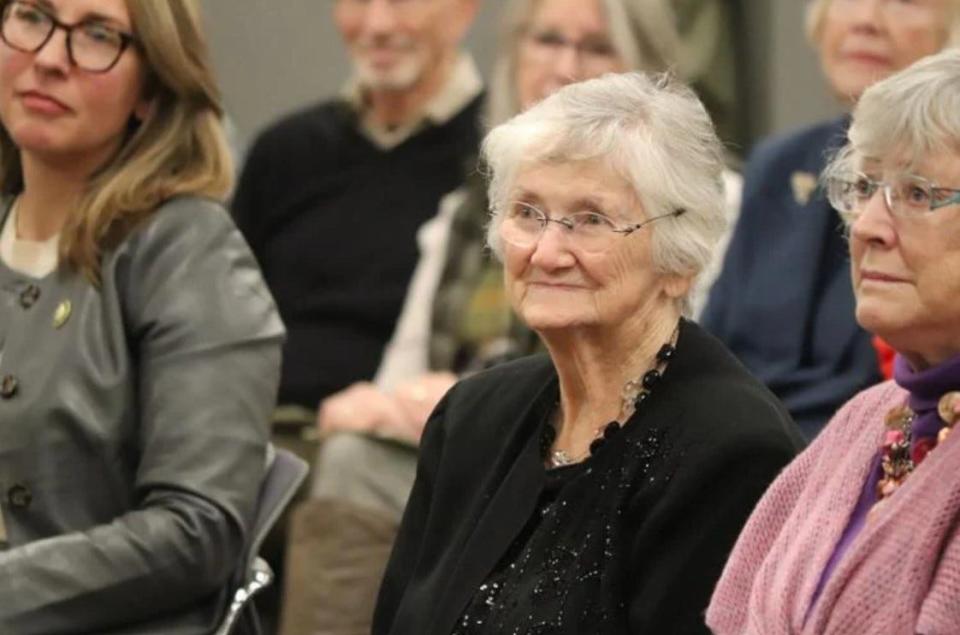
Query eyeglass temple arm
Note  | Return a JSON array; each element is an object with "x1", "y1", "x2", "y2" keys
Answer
[
  {"x1": 931, "y1": 189, "x2": 960, "y2": 211},
  {"x1": 617, "y1": 208, "x2": 686, "y2": 235}
]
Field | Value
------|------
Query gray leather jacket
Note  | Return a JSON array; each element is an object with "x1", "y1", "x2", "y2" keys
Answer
[{"x1": 0, "y1": 196, "x2": 284, "y2": 634}]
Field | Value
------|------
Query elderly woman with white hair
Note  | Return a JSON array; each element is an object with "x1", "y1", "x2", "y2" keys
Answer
[
  {"x1": 372, "y1": 73, "x2": 803, "y2": 635},
  {"x1": 708, "y1": 48, "x2": 960, "y2": 634},
  {"x1": 702, "y1": 0, "x2": 960, "y2": 439}
]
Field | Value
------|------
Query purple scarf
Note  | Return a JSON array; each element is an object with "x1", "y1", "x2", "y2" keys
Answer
[{"x1": 894, "y1": 353, "x2": 960, "y2": 439}]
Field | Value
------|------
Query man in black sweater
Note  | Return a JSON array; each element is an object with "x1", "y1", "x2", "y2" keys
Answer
[
  {"x1": 233, "y1": 0, "x2": 483, "y2": 411},
  {"x1": 232, "y1": 3, "x2": 482, "y2": 629}
]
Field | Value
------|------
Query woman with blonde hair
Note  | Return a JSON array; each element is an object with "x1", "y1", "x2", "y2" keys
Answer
[{"x1": 0, "y1": 0, "x2": 283, "y2": 632}]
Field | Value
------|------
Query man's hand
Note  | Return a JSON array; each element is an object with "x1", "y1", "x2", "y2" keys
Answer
[
  {"x1": 392, "y1": 372, "x2": 458, "y2": 442},
  {"x1": 316, "y1": 382, "x2": 408, "y2": 437},
  {"x1": 317, "y1": 373, "x2": 458, "y2": 445}
]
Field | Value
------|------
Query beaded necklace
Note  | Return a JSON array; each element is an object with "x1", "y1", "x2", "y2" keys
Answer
[
  {"x1": 874, "y1": 390, "x2": 960, "y2": 509},
  {"x1": 540, "y1": 324, "x2": 679, "y2": 469}
]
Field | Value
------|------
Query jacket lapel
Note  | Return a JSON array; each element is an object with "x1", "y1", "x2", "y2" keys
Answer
[{"x1": 430, "y1": 375, "x2": 552, "y2": 634}]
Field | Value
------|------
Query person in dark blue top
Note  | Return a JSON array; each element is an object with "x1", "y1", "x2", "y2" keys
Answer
[{"x1": 700, "y1": 0, "x2": 958, "y2": 438}]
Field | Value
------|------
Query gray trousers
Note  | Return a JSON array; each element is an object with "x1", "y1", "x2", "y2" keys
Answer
[
  {"x1": 309, "y1": 432, "x2": 418, "y2": 519},
  {"x1": 279, "y1": 433, "x2": 419, "y2": 635}
]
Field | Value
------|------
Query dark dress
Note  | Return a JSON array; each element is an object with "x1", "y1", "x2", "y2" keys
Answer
[
  {"x1": 373, "y1": 320, "x2": 804, "y2": 634},
  {"x1": 701, "y1": 117, "x2": 882, "y2": 438}
]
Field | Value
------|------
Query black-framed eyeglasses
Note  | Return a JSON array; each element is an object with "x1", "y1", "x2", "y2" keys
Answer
[
  {"x1": 499, "y1": 200, "x2": 685, "y2": 254},
  {"x1": 1, "y1": 0, "x2": 138, "y2": 73},
  {"x1": 826, "y1": 170, "x2": 960, "y2": 223}
]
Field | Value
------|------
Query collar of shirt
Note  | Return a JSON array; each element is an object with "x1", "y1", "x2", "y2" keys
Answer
[
  {"x1": 0, "y1": 198, "x2": 60, "y2": 279},
  {"x1": 342, "y1": 53, "x2": 482, "y2": 150}
]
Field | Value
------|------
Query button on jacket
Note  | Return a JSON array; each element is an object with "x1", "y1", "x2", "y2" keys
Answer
[{"x1": 0, "y1": 196, "x2": 284, "y2": 634}]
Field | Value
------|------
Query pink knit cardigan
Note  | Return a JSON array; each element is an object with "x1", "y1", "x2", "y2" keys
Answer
[{"x1": 707, "y1": 380, "x2": 960, "y2": 635}]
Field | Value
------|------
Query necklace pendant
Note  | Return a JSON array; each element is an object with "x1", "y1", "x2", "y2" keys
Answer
[
  {"x1": 884, "y1": 405, "x2": 913, "y2": 429},
  {"x1": 550, "y1": 449, "x2": 573, "y2": 468},
  {"x1": 878, "y1": 477, "x2": 898, "y2": 498}
]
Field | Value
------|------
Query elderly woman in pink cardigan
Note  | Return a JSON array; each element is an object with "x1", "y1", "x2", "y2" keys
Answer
[{"x1": 707, "y1": 48, "x2": 960, "y2": 635}]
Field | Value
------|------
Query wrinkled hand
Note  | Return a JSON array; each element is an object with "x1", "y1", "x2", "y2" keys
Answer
[
  {"x1": 316, "y1": 382, "x2": 409, "y2": 437},
  {"x1": 392, "y1": 372, "x2": 458, "y2": 442}
]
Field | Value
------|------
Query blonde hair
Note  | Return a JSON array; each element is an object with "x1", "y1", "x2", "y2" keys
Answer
[
  {"x1": 0, "y1": 0, "x2": 233, "y2": 282},
  {"x1": 805, "y1": 0, "x2": 960, "y2": 49},
  {"x1": 485, "y1": 0, "x2": 680, "y2": 128}
]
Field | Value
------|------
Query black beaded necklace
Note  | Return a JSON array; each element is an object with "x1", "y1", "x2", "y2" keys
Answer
[{"x1": 540, "y1": 330, "x2": 678, "y2": 468}]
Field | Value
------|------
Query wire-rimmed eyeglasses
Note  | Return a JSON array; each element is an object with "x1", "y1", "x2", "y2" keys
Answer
[
  {"x1": 0, "y1": 0, "x2": 139, "y2": 73},
  {"x1": 826, "y1": 171, "x2": 960, "y2": 223},
  {"x1": 521, "y1": 27, "x2": 620, "y2": 74},
  {"x1": 499, "y1": 200, "x2": 685, "y2": 254}
]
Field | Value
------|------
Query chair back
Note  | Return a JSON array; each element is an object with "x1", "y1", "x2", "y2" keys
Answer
[{"x1": 216, "y1": 446, "x2": 308, "y2": 635}]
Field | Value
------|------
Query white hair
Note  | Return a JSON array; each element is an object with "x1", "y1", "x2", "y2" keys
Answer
[
  {"x1": 482, "y1": 72, "x2": 727, "y2": 313},
  {"x1": 825, "y1": 48, "x2": 960, "y2": 182}
]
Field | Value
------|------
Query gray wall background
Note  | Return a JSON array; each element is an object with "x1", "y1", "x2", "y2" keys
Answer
[{"x1": 201, "y1": 0, "x2": 844, "y2": 156}]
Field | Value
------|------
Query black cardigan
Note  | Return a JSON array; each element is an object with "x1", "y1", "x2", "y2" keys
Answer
[{"x1": 373, "y1": 320, "x2": 804, "y2": 634}]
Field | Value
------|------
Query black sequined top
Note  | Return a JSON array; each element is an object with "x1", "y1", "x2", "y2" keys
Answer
[
  {"x1": 373, "y1": 320, "x2": 805, "y2": 635},
  {"x1": 453, "y1": 461, "x2": 585, "y2": 634},
  {"x1": 452, "y1": 403, "x2": 675, "y2": 634}
]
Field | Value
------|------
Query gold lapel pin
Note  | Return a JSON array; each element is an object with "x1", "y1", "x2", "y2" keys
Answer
[
  {"x1": 53, "y1": 300, "x2": 72, "y2": 329},
  {"x1": 791, "y1": 171, "x2": 818, "y2": 206}
]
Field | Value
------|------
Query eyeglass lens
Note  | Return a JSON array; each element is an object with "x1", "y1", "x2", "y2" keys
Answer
[
  {"x1": 523, "y1": 28, "x2": 618, "y2": 72},
  {"x1": 830, "y1": 173, "x2": 944, "y2": 219},
  {"x1": 500, "y1": 202, "x2": 632, "y2": 254},
  {"x1": 1, "y1": 1, "x2": 129, "y2": 72}
]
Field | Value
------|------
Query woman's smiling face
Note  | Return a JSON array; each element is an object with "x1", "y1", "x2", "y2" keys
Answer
[{"x1": 501, "y1": 158, "x2": 682, "y2": 336}]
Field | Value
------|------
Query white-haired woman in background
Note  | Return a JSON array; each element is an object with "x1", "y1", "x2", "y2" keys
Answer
[
  {"x1": 701, "y1": 0, "x2": 960, "y2": 439},
  {"x1": 373, "y1": 73, "x2": 802, "y2": 635},
  {"x1": 708, "y1": 47, "x2": 960, "y2": 635}
]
